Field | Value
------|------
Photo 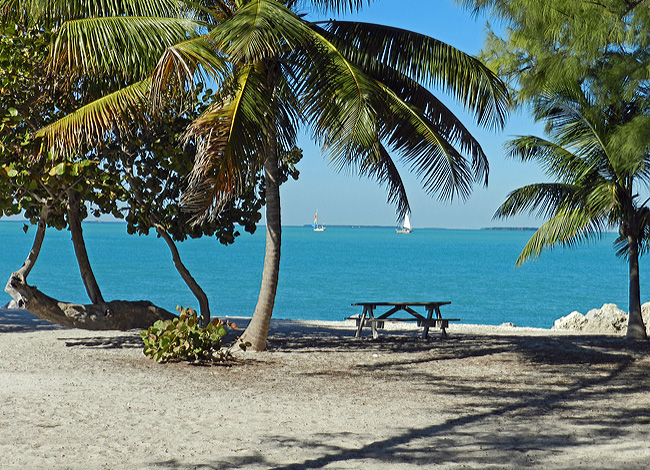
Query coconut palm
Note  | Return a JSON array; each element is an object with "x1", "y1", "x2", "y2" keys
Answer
[
  {"x1": 496, "y1": 83, "x2": 650, "y2": 340},
  {"x1": 10, "y1": 0, "x2": 510, "y2": 349}
]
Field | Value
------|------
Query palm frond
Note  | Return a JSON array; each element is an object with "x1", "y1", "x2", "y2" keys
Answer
[
  {"x1": 3, "y1": 0, "x2": 192, "y2": 26},
  {"x1": 314, "y1": 37, "x2": 489, "y2": 177},
  {"x1": 296, "y1": 26, "x2": 389, "y2": 173},
  {"x1": 295, "y1": 0, "x2": 373, "y2": 14},
  {"x1": 357, "y1": 143, "x2": 410, "y2": 219},
  {"x1": 51, "y1": 16, "x2": 204, "y2": 79},
  {"x1": 151, "y1": 36, "x2": 231, "y2": 108},
  {"x1": 322, "y1": 20, "x2": 510, "y2": 129},
  {"x1": 636, "y1": 207, "x2": 650, "y2": 257},
  {"x1": 36, "y1": 78, "x2": 152, "y2": 152},
  {"x1": 495, "y1": 183, "x2": 577, "y2": 220},
  {"x1": 272, "y1": 64, "x2": 301, "y2": 153},
  {"x1": 505, "y1": 135, "x2": 600, "y2": 182},
  {"x1": 211, "y1": 0, "x2": 314, "y2": 63},
  {"x1": 534, "y1": 84, "x2": 610, "y2": 162},
  {"x1": 182, "y1": 65, "x2": 271, "y2": 219},
  {"x1": 516, "y1": 209, "x2": 603, "y2": 266},
  {"x1": 378, "y1": 84, "x2": 477, "y2": 201}
]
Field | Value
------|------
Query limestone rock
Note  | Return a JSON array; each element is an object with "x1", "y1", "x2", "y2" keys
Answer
[
  {"x1": 2, "y1": 299, "x2": 20, "y2": 310},
  {"x1": 552, "y1": 311, "x2": 587, "y2": 331},
  {"x1": 583, "y1": 303, "x2": 627, "y2": 334},
  {"x1": 554, "y1": 303, "x2": 650, "y2": 335}
]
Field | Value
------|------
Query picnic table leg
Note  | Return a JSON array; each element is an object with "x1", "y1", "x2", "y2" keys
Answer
[
  {"x1": 355, "y1": 305, "x2": 377, "y2": 338},
  {"x1": 369, "y1": 308, "x2": 379, "y2": 339},
  {"x1": 422, "y1": 306, "x2": 435, "y2": 339},
  {"x1": 355, "y1": 306, "x2": 370, "y2": 337},
  {"x1": 435, "y1": 305, "x2": 448, "y2": 339}
]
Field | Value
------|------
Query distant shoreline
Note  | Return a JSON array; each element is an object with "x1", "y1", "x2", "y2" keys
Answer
[
  {"x1": 480, "y1": 226, "x2": 538, "y2": 231},
  {"x1": 299, "y1": 224, "x2": 540, "y2": 230},
  {"x1": 0, "y1": 219, "x2": 539, "y2": 231}
]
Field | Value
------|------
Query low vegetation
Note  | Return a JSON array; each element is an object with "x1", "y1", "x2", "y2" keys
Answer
[{"x1": 140, "y1": 306, "x2": 248, "y2": 364}]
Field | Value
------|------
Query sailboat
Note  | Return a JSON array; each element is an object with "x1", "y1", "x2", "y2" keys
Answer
[
  {"x1": 396, "y1": 213, "x2": 412, "y2": 234},
  {"x1": 312, "y1": 211, "x2": 326, "y2": 232}
]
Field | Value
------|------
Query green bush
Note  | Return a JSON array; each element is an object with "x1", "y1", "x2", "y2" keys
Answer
[{"x1": 140, "y1": 306, "x2": 240, "y2": 364}]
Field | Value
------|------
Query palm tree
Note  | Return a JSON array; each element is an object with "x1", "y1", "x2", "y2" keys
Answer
[
  {"x1": 11, "y1": 0, "x2": 510, "y2": 349},
  {"x1": 496, "y1": 83, "x2": 650, "y2": 340}
]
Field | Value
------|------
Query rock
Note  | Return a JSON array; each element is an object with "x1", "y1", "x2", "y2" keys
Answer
[
  {"x1": 1, "y1": 299, "x2": 20, "y2": 310},
  {"x1": 583, "y1": 303, "x2": 627, "y2": 334},
  {"x1": 499, "y1": 322, "x2": 516, "y2": 328},
  {"x1": 552, "y1": 311, "x2": 587, "y2": 331},
  {"x1": 555, "y1": 303, "x2": 650, "y2": 335}
]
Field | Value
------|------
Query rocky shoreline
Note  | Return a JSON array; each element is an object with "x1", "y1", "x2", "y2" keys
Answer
[{"x1": 553, "y1": 302, "x2": 650, "y2": 335}]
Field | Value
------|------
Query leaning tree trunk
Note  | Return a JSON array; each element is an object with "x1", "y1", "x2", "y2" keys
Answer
[
  {"x1": 5, "y1": 274, "x2": 175, "y2": 329},
  {"x1": 239, "y1": 136, "x2": 281, "y2": 351},
  {"x1": 154, "y1": 224, "x2": 211, "y2": 327},
  {"x1": 626, "y1": 235, "x2": 647, "y2": 339},
  {"x1": 68, "y1": 190, "x2": 104, "y2": 304},
  {"x1": 122, "y1": 167, "x2": 212, "y2": 327},
  {"x1": 5, "y1": 201, "x2": 175, "y2": 330},
  {"x1": 7, "y1": 203, "x2": 49, "y2": 309}
]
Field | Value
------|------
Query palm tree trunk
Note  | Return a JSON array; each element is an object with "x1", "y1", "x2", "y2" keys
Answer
[
  {"x1": 240, "y1": 135, "x2": 281, "y2": 351},
  {"x1": 154, "y1": 224, "x2": 211, "y2": 327},
  {"x1": 68, "y1": 190, "x2": 104, "y2": 304},
  {"x1": 626, "y1": 235, "x2": 647, "y2": 339}
]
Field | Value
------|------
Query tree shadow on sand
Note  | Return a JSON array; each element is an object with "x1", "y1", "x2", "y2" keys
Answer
[
  {"x1": 0, "y1": 308, "x2": 63, "y2": 333},
  {"x1": 60, "y1": 333, "x2": 143, "y2": 349},
  {"x1": 148, "y1": 331, "x2": 650, "y2": 470}
]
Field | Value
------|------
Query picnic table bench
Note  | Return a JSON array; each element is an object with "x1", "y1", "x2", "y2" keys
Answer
[{"x1": 348, "y1": 301, "x2": 458, "y2": 339}]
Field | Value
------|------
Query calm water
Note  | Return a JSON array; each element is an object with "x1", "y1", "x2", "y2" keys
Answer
[{"x1": 0, "y1": 221, "x2": 644, "y2": 328}]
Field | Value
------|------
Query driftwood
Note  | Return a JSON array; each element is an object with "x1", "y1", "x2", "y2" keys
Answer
[{"x1": 5, "y1": 273, "x2": 175, "y2": 330}]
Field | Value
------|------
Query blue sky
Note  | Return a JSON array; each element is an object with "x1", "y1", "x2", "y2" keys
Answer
[{"x1": 279, "y1": 0, "x2": 548, "y2": 229}]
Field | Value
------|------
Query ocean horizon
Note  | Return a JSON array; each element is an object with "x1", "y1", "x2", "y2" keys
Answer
[{"x1": 0, "y1": 220, "x2": 644, "y2": 328}]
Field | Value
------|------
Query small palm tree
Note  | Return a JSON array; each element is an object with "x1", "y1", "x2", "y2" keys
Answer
[
  {"x1": 496, "y1": 83, "x2": 650, "y2": 340},
  {"x1": 12, "y1": 0, "x2": 510, "y2": 349}
]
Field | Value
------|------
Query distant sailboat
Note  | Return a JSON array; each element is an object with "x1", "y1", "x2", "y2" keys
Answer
[
  {"x1": 312, "y1": 211, "x2": 326, "y2": 232},
  {"x1": 396, "y1": 213, "x2": 412, "y2": 234}
]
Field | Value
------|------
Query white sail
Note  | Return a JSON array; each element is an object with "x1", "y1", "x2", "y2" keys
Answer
[
  {"x1": 396, "y1": 213, "x2": 412, "y2": 234},
  {"x1": 403, "y1": 214, "x2": 411, "y2": 231}
]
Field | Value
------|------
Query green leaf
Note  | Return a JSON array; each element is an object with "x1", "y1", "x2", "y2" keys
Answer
[{"x1": 48, "y1": 162, "x2": 66, "y2": 176}]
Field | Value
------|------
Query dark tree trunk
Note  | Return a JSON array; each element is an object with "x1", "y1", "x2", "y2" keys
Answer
[
  {"x1": 15, "y1": 204, "x2": 49, "y2": 284},
  {"x1": 154, "y1": 225, "x2": 211, "y2": 327},
  {"x1": 5, "y1": 274, "x2": 175, "y2": 330},
  {"x1": 239, "y1": 133, "x2": 281, "y2": 351},
  {"x1": 626, "y1": 235, "x2": 647, "y2": 339},
  {"x1": 67, "y1": 190, "x2": 104, "y2": 304},
  {"x1": 8, "y1": 204, "x2": 49, "y2": 309},
  {"x1": 122, "y1": 168, "x2": 211, "y2": 327}
]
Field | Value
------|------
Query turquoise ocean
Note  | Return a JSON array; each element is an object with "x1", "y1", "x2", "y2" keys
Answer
[{"x1": 0, "y1": 221, "x2": 645, "y2": 328}]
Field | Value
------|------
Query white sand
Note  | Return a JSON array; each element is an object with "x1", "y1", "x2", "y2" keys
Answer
[{"x1": 1, "y1": 310, "x2": 650, "y2": 469}]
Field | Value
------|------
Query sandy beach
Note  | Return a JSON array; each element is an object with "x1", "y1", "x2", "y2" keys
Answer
[{"x1": 1, "y1": 309, "x2": 650, "y2": 469}]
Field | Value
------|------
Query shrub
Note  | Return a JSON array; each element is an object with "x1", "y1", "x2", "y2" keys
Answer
[{"x1": 140, "y1": 306, "x2": 241, "y2": 364}]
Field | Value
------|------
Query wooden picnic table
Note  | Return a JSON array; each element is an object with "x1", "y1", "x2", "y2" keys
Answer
[{"x1": 349, "y1": 301, "x2": 458, "y2": 339}]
